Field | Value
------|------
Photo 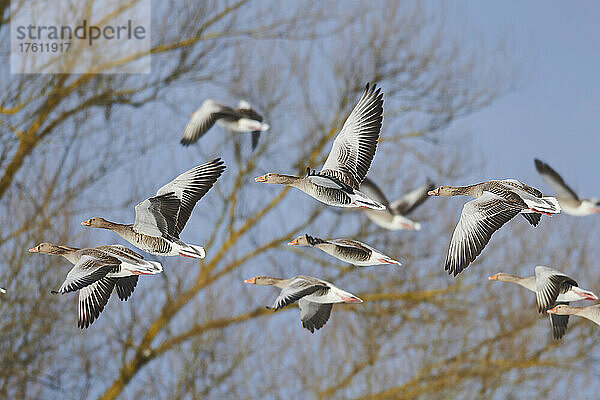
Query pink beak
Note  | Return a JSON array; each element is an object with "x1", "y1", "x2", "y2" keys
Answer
[
  {"x1": 28, "y1": 247, "x2": 38, "y2": 253},
  {"x1": 428, "y1": 188, "x2": 439, "y2": 196},
  {"x1": 254, "y1": 175, "x2": 266, "y2": 183}
]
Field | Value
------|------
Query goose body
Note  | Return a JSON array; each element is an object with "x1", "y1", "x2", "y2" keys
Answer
[
  {"x1": 429, "y1": 180, "x2": 560, "y2": 276},
  {"x1": 534, "y1": 159, "x2": 600, "y2": 216},
  {"x1": 548, "y1": 304, "x2": 600, "y2": 326},
  {"x1": 359, "y1": 178, "x2": 434, "y2": 230},
  {"x1": 489, "y1": 266, "x2": 598, "y2": 339},
  {"x1": 28, "y1": 243, "x2": 163, "y2": 328},
  {"x1": 288, "y1": 234, "x2": 401, "y2": 266},
  {"x1": 244, "y1": 275, "x2": 362, "y2": 333},
  {"x1": 82, "y1": 159, "x2": 225, "y2": 258},
  {"x1": 255, "y1": 83, "x2": 385, "y2": 210},
  {"x1": 181, "y1": 100, "x2": 269, "y2": 150}
]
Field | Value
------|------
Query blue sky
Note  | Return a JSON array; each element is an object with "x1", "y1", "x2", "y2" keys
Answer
[{"x1": 448, "y1": 1, "x2": 600, "y2": 194}]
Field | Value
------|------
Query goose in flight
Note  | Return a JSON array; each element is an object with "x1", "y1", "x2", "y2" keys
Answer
[
  {"x1": 288, "y1": 234, "x2": 401, "y2": 266},
  {"x1": 244, "y1": 275, "x2": 362, "y2": 333},
  {"x1": 254, "y1": 83, "x2": 385, "y2": 210},
  {"x1": 181, "y1": 100, "x2": 270, "y2": 150},
  {"x1": 82, "y1": 158, "x2": 225, "y2": 258},
  {"x1": 548, "y1": 304, "x2": 600, "y2": 327},
  {"x1": 428, "y1": 180, "x2": 560, "y2": 276},
  {"x1": 489, "y1": 266, "x2": 597, "y2": 339},
  {"x1": 29, "y1": 243, "x2": 163, "y2": 328},
  {"x1": 534, "y1": 159, "x2": 600, "y2": 216},
  {"x1": 359, "y1": 177, "x2": 434, "y2": 230}
]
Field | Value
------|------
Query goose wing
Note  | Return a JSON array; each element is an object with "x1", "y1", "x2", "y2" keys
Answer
[
  {"x1": 298, "y1": 299, "x2": 333, "y2": 333},
  {"x1": 148, "y1": 158, "x2": 226, "y2": 238},
  {"x1": 77, "y1": 277, "x2": 116, "y2": 329},
  {"x1": 549, "y1": 301, "x2": 570, "y2": 340},
  {"x1": 390, "y1": 180, "x2": 435, "y2": 215},
  {"x1": 133, "y1": 192, "x2": 181, "y2": 238},
  {"x1": 534, "y1": 159, "x2": 579, "y2": 200},
  {"x1": 115, "y1": 276, "x2": 139, "y2": 301},
  {"x1": 271, "y1": 277, "x2": 329, "y2": 311},
  {"x1": 58, "y1": 254, "x2": 120, "y2": 294},
  {"x1": 359, "y1": 178, "x2": 390, "y2": 207},
  {"x1": 181, "y1": 100, "x2": 237, "y2": 146},
  {"x1": 320, "y1": 83, "x2": 384, "y2": 189},
  {"x1": 535, "y1": 266, "x2": 578, "y2": 313},
  {"x1": 445, "y1": 193, "x2": 521, "y2": 276}
]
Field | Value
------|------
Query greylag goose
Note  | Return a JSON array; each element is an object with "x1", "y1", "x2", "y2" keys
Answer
[
  {"x1": 359, "y1": 177, "x2": 434, "y2": 230},
  {"x1": 548, "y1": 304, "x2": 600, "y2": 327},
  {"x1": 489, "y1": 266, "x2": 598, "y2": 339},
  {"x1": 28, "y1": 243, "x2": 163, "y2": 328},
  {"x1": 288, "y1": 234, "x2": 401, "y2": 266},
  {"x1": 244, "y1": 275, "x2": 362, "y2": 333},
  {"x1": 254, "y1": 83, "x2": 385, "y2": 210},
  {"x1": 534, "y1": 159, "x2": 600, "y2": 216},
  {"x1": 180, "y1": 100, "x2": 270, "y2": 150},
  {"x1": 428, "y1": 180, "x2": 561, "y2": 276},
  {"x1": 82, "y1": 158, "x2": 225, "y2": 258}
]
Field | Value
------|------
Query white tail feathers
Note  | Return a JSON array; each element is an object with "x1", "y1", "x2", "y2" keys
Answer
[
  {"x1": 179, "y1": 245, "x2": 206, "y2": 259},
  {"x1": 541, "y1": 196, "x2": 561, "y2": 213},
  {"x1": 353, "y1": 190, "x2": 386, "y2": 210}
]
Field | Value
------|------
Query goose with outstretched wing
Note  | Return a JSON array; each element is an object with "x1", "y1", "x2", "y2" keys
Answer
[
  {"x1": 255, "y1": 83, "x2": 386, "y2": 210},
  {"x1": 82, "y1": 159, "x2": 225, "y2": 258}
]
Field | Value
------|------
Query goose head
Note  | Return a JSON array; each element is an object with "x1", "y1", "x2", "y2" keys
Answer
[
  {"x1": 28, "y1": 242, "x2": 71, "y2": 255},
  {"x1": 547, "y1": 304, "x2": 576, "y2": 315},
  {"x1": 244, "y1": 276, "x2": 281, "y2": 286},
  {"x1": 288, "y1": 234, "x2": 311, "y2": 246},
  {"x1": 581, "y1": 200, "x2": 600, "y2": 214},
  {"x1": 81, "y1": 217, "x2": 114, "y2": 229},
  {"x1": 254, "y1": 173, "x2": 299, "y2": 185},
  {"x1": 571, "y1": 287, "x2": 599, "y2": 301}
]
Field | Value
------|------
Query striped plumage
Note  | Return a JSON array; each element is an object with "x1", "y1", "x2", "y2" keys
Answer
[{"x1": 288, "y1": 234, "x2": 401, "y2": 267}]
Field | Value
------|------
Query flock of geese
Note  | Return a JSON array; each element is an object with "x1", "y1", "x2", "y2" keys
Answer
[{"x1": 18, "y1": 83, "x2": 600, "y2": 337}]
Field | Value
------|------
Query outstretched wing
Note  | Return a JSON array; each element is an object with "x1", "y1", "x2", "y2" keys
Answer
[
  {"x1": 78, "y1": 277, "x2": 116, "y2": 329},
  {"x1": 181, "y1": 100, "x2": 237, "y2": 146},
  {"x1": 58, "y1": 255, "x2": 119, "y2": 294},
  {"x1": 535, "y1": 266, "x2": 577, "y2": 313},
  {"x1": 534, "y1": 159, "x2": 579, "y2": 200},
  {"x1": 445, "y1": 193, "x2": 521, "y2": 276},
  {"x1": 156, "y1": 158, "x2": 226, "y2": 237},
  {"x1": 359, "y1": 178, "x2": 390, "y2": 207},
  {"x1": 390, "y1": 180, "x2": 435, "y2": 215},
  {"x1": 271, "y1": 278, "x2": 329, "y2": 311},
  {"x1": 320, "y1": 83, "x2": 384, "y2": 189}
]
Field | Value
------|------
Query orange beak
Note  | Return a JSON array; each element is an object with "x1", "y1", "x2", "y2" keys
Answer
[
  {"x1": 254, "y1": 175, "x2": 266, "y2": 183},
  {"x1": 288, "y1": 238, "x2": 299, "y2": 246},
  {"x1": 488, "y1": 274, "x2": 499, "y2": 281},
  {"x1": 28, "y1": 247, "x2": 38, "y2": 253},
  {"x1": 244, "y1": 277, "x2": 256, "y2": 284},
  {"x1": 428, "y1": 188, "x2": 439, "y2": 196},
  {"x1": 81, "y1": 220, "x2": 91, "y2": 226},
  {"x1": 547, "y1": 307, "x2": 558, "y2": 314}
]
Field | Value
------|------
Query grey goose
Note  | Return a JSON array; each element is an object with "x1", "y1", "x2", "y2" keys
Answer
[
  {"x1": 181, "y1": 100, "x2": 270, "y2": 150},
  {"x1": 534, "y1": 158, "x2": 600, "y2": 216},
  {"x1": 255, "y1": 83, "x2": 385, "y2": 210},
  {"x1": 82, "y1": 159, "x2": 225, "y2": 258},
  {"x1": 489, "y1": 266, "x2": 598, "y2": 339},
  {"x1": 428, "y1": 180, "x2": 560, "y2": 276},
  {"x1": 244, "y1": 275, "x2": 362, "y2": 333},
  {"x1": 28, "y1": 243, "x2": 163, "y2": 328},
  {"x1": 288, "y1": 234, "x2": 401, "y2": 266},
  {"x1": 359, "y1": 177, "x2": 434, "y2": 230}
]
